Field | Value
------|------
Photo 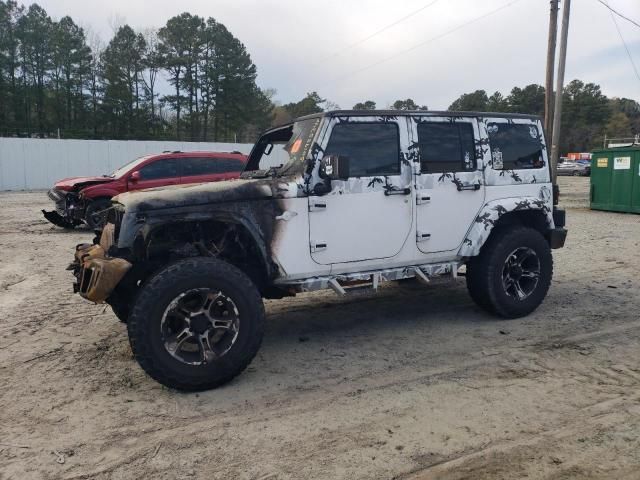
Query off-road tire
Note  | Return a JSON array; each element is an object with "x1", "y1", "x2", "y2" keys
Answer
[
  {"x1": 110, "y1": 302, "x2": 129, "y2": 323},
  {"x1": 85, "y1": 198, "x2": 112, "y2": 230},
  {"x1": 466, "y1": 227, "x2": 553, "y2": 318},
  {"x1": 127, "y1": 257, "x2": 265, "y2": 391}
]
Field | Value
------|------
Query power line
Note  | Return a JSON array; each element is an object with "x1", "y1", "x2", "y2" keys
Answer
[
  {"x1": 605, "y1": 1, "x2": 640, "y2": 84},
  {"x1": 320, "y1": 0, "x2": 440, "y2": 61},
  {"x1": 594, "y1": 0, "x2": 640, "y2": 29},
  {"x1": 324, "y1": 0, "x2": 524, "y2": 86}
]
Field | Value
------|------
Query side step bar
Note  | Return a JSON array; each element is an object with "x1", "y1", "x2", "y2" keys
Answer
[{"x1": 285, "y1": 262, "x2": 462, "y2": 295}]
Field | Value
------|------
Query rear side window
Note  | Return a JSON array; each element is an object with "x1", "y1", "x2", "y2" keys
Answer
[
  {"x1": 139, "y1": 158, "x2": 178, "y2": 180},
  {"x1": 487, "y1": 123, "x2": 544, "y2": 170},
  {"x1": 182, "y1": 157, "x2": 244, "y2": 176},
  {"x1": 417, "y1": 122, "x2": 476, "y2": 173},
  {"x1": 325, "y1": 122, "x2": 400, "y2": 177}
]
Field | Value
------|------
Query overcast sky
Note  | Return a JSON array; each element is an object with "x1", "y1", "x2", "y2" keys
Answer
[{"x1": 31, "y1": 0, "x2": 640, "y2": 109}]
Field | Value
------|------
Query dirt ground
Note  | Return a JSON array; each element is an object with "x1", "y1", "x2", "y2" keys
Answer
[{"x1": 1, "y1": 177, "x2": 639, "y2": 480}]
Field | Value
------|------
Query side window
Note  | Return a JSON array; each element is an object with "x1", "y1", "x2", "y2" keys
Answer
[
  {"x1": 325, "y1": 122, "x2": 400, "y2": 177},
  {"x1": 487, "y1": 123, "x2": 544, "y2": 170},
  {"x1": 139, "y1": 158, "x2": 178, "y2": 180},
  {"x1": 417, "y1": 122, "x2": 476, "y2": 173},
  {"x1": 184, "y1": 157, "x2": 218, "y2": 176},
  {"x1": 220, "y1": 158, "x2": 246, "y2": 172},
  {"x1": 182, "y1": 157, "x2": 245, "y2": 177}
]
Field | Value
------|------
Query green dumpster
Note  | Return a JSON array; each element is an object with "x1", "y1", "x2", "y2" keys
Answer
[{"x1": 590, "y1": 146, "x2": 640, "y2": 214}]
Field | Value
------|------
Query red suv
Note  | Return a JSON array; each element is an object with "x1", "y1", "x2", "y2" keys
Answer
[{"x1": 43, "y1": 151, "x2": 247, "y2": 229}]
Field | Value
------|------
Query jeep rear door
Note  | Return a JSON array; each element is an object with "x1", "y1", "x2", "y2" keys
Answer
[
  {"x1": 308, "y1": 117, "x2": 414, "y2": 265},
  {"x1": 412, "y1": 117, "x2": 486, "y2": 253}
]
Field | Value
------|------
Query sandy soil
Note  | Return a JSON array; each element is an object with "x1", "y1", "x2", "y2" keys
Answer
[{"x1": 1, "y1": 177, "x2": 639, "y2": 480}]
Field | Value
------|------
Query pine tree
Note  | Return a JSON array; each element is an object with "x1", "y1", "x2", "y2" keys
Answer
[
  {"x1": 51, "y1": 16, "x2": 91, "y2": 134},
  {"x1": 101, "y1": 25, "x2": 146, "y2": 138},
  {"x1": 17, "y1": 3, "x2": 53, "y2": 136}
]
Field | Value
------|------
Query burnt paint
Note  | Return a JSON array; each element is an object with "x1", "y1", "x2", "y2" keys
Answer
[{"x1": 114, "y1": 176, "x2": 290, "y2": 282}]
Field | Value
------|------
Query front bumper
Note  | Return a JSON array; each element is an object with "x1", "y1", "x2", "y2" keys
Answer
[
  {"x1": 70, "y1": 223, "x2": 131, "y2": 303},
  {"x1": 42, "y1": 209, "x2": 78, "y2": 228},
  {"x1": 549, "y1": 228, "x2": 567, "y2": 249},
  {"x1": 43, "y1": 189, "x2": 84, "y2": 228},
  {"x1": 549, "y1": 207, "x2": 567, "y2": 249}
]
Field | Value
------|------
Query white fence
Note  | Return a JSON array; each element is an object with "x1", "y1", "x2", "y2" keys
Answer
[{"x1": 0, "y1": 138, "x2": 257, "y2": 190}]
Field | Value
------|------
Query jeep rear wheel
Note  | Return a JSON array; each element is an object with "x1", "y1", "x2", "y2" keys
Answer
[
  {"x1": 127, "y1": 257, "x2": 265, "y2": 391},
  {"x1": 466, "y1": 227, "x2": 553, "y2": 318}
]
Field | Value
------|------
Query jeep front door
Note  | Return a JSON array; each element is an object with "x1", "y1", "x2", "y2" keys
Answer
[
  {"x1": 413, "y1": 118, "x2": 486, "y2": 253},
  {"x1": 308, "y1": 119, "x2": 413, "y2": 265}
]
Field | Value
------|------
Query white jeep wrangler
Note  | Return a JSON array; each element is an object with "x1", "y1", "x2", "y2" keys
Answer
[{"x1": 71, "y1": 110, "x2": 567, "y2": 390}]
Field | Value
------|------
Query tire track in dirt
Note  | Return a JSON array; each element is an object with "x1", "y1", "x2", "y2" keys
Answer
[{"x1": 2, "y1": 184, "x2": 640, "y2": 480}]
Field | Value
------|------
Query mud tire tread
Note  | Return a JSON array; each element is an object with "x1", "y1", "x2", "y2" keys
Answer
[
  {"x1": 466, "y1": 227, "x2": 553, "y2": 318},
  {"x1": 127, "y1": 257, "x2": 265, "y2": 391}
]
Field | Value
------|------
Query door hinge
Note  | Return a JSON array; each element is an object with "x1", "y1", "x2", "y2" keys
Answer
[
  {"x1": 416, "y1": 231, "x2": 431, "y2": 242},
  {"x1": 310, "y1": 241, "x2": 328, "y2": 252},
  {"x1": 416, "y1": 194, "x2": 431, "y2": 205},
  {"x1": 309, "y1": 202, "x2": 327, "y2": 212}
]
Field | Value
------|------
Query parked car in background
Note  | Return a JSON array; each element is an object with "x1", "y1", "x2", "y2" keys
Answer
[
  {"x1": 575, "y1": 159, "x2": 591, "y2": 176},
  {"x1": 557, "y1": 160, "x2": 589, "y2": 177},
  {"x1": 43, "y1": 151, "x2": 247, "y2": 229}
]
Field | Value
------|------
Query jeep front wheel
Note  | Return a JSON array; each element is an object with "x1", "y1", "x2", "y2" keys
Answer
[
  {"x1": 127, "y1": 257, "x2": 265, "y2": 391},
  {"x1": 466, "y1": 227, "x2": 553, "y2": 318}
]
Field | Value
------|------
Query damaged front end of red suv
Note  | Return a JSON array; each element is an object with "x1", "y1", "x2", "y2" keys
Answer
[{"x1": 42, "y1": 176, "x2": 114, "y2": 229}]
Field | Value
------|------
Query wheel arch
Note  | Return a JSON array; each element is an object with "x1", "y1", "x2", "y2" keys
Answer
[
  {"x1": 459, "y1": 195, "x2": 554, "y2": 258},
  {"x1": 86, "y1": 195, "x2": 114, "y2": 205},
  {"x1": 141, "y1": 213, "x2": 276, "y2": 290},
  {"x1": 81, "y1": 186, "x2": 120, "y2": 199}
]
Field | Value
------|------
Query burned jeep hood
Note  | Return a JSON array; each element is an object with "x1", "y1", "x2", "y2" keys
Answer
[{"x1": 113, "y1": 179, "x2": 276, "y2": 212}]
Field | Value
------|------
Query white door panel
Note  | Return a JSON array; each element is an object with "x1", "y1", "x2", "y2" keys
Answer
[
  {"x1": 415, "y1": 187, "x2": 483, "y2": 253},
  {"x1": 411, "y1": 117, "x2": 487, "y2": 254},
  {"x1": 308, "y1": 116, "x2": 414, "y2": 266},
  {"x1": 309, "y1": 191, "x2": 412, "y2": 265}
]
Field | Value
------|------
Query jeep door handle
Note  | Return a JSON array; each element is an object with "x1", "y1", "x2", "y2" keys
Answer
[
  {"x1": 457, "y1": 182, "x2": 481, "y2": 192},
  {"x1": 309, "y1": 202, "x2": 327, "y2": 212},
  {"x1": 384, "y1": 187, "x2": 411, "y2": 196}
]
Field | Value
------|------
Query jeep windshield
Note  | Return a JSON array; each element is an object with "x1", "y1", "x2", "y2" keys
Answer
[{"x1": 242, "y1": 117, "x2": 321, "y2": 178}]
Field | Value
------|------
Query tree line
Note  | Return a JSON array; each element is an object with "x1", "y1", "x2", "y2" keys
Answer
[
  {"x1": 352, "y1": 84, "x2": 639, "y2": 153},
  {"x1": 0, "y1": 1, "x2": 272, "y2": 141},
  {"x1": 1, "y1": 0, "x2": 638, "y2": 151},
  {"x1": 445, "y1": 82, "x2": 640, "y2": 152}
]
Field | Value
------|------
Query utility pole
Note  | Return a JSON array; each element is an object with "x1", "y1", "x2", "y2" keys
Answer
[
  {"x1": 550, "y1": 0, "x2": 571, "y2": 185},
  {"x1": 544, "y1": 0, "x2": 559, "y2": 139}
]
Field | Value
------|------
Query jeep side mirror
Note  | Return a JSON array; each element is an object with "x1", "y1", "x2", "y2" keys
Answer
[
  {"x1": 319, "y1": 155, "x2": 349, "y2": 180},
  {"x1": 129, "y1": 171, "x2": 140, "y2": 183}
]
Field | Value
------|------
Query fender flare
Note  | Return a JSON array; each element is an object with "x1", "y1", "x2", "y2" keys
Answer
[
  {"x1": 458, "y1": 194, "x2": 553, "y2": 257},
  {"x1": 141, "y1": 210, "x2": 276, "y2": 281}
]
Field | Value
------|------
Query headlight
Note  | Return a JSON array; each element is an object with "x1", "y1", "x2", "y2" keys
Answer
[{"x1": 47, "y1": 189, "x2": 63, "y2": 202}]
